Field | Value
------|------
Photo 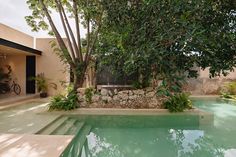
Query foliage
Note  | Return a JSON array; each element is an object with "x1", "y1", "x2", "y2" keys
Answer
[
  {"x1": 220, "y1": 81, "x2": 236, "y2": 100},
  {"x1": 0, "y1": 65, "x2": 12, "y2": 82},
  {"x1": 157, "y1": 76, "x2": 186, "y2": 97},
  {"x1": 85, "y1": 87, "x2": 94, "y2": 103},
  {"x1": 163, "y1": 93, "x2": 193, "y2": 112},
  {"x1": 0, "y1": 66, "x2": 12, "y2": 94},
  {"x1": 223, "y1": 81, "x2": 236, "y2": 95},
  {"x1": 49, "y1": 87, "x2": 78, "y2": 111},
  {"x1": 220, "y1": 92, "x2": 236, "y2": 99},
  {"x1": 31, "y1": 73, "x2": 57, "y2": 93},
  {"x1": 97, "y1": 0, "x2": 236, "y2": 90},
  {"x1": 26, "y1": 0, "x2": 104, "y2": 89}
]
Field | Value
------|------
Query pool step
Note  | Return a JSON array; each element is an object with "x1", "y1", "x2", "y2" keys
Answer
[
  {"x1": 60, "y1": 124, "x2": 92, "y2": 157},
  {"x1": 51, "y1": 118, "x2": 77, "y2": 135},
  {"x1": 76, "y1": 125, "x2": 92, "y2": 156},
  {"x1": 65, "y1": 121, "x2": 85, "y2": 135},
  {"x1": 37, "y1": 116, "x2": 68, "y2": 135}
]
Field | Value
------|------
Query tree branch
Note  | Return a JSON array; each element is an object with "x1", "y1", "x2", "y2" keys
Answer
[
  {"x1": 58, "y1": 0, "x2": 80, "y2": 62},
  {"x1": 84, "y1": 10, "x2": 103, "y2": 65},
  {"x1": 84, "y1": 0, "x2": 91, "y2": 63},
  {"x1": 55, "y1": 0, "x2": 76, "y2": 62},
  {"x1": 73, "y1": 0, "x2": 83, "y2": 62},
  {"x1": 39, "y1": 0, "x2": 74, "y2": 66}
]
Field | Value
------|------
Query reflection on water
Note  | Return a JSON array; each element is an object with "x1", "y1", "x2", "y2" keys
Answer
[
  {"x1": 62, "y1": 99, "x2": 236, "y2": 157},
  {"x1": 80, "y1": 128, "x2": 224, "y2": 157}
]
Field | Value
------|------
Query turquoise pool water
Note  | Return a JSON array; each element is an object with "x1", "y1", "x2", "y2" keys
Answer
[{"x1": 60, "y1": 99, "x2": 236, "y2": 157}]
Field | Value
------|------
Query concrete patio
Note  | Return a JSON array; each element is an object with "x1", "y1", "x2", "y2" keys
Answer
[
  {"x1": 0, "y1": 134, "x2": 73, "y2": 157},
  {"x1": 0, "y1": 94, "x2": 40, "y2": 107}
]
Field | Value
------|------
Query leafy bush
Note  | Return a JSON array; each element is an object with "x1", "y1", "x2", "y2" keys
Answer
[
  {"x1": 49, "y1": 90, "x2": 78, "y2": 111},
  {"x1": 31, "y1": 73, "x2": 57, "y2": 93},
  {"x1": 85, "y1": 88, "x2": 94, "y2": 103},
  {"x1": 223, "y1": 81, "x2": 236, "y2": 95},
  {"x1": 157, "y1": 76, "x2": 186, "y2": 97},
  {"x1": 220, "y1": 91, "x2": 236, "y2": 100},
  {"x1": 163, "y1": 93, "x2": 193, "y2": 112}
]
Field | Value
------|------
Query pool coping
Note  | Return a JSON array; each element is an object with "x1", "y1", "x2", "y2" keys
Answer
[
  {"x1": 38, "y1": 107, "x2": 213, "y2": 117},
  {"x1": 0, "y1": 134, "x2": 74, "y2": 157}
]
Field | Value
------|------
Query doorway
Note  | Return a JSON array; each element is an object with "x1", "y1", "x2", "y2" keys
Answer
[{"x1": 26, "y1": 56, "x2": 36, "y2": 94}]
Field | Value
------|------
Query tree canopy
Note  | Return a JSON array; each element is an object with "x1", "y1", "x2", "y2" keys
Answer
[
  {"x1": 96, "y1": 0, "x2": 236, "y2": 88},
  {"x1": 26, "y1": 0, "x2": 236, "y2": 91}
]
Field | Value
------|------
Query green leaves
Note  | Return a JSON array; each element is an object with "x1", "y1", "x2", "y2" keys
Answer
[
  {"x1": 84, "y1": 87, "x2": 94, "y2": 103},
  {"x1": 96, "y1": 0, "x2": 236, "y2": 87},
  {"x1": 163, "y1": 93, "x2": 193, "y2": 112},
  {"x1": 49, "y1": 90, "x2": 78, "y2": 111}
]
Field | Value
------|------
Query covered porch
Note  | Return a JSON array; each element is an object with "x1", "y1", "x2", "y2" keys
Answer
[{"x1": 0, "y1": 38, "x2": 42, "y2": 97}]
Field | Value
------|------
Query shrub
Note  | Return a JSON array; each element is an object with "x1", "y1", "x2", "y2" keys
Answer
[
  {"x1": 49, "y1": 90, "x2": 78, "y2": 111},
  {"x1": 163, "y1": 93, "x2": 193, "y2": 112},
  {"x1": 223, "y1": 81, "x2": 236, "y2": 95},
  {"x1": 85, "y1": 88, "x2": 94, "y2": 103}
]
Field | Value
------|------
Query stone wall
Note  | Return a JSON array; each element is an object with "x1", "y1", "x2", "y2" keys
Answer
[{"x1": 77, "y1": 87, "x2": 165, "y2": 109}]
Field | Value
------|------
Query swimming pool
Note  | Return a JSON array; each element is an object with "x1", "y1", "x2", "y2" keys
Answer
[
  {"x1": 59, "y1": 98, "x2": 236, "y2": 157},
  {"x1": 0, "y1": 98, "x2": 235, "y2": 157}
]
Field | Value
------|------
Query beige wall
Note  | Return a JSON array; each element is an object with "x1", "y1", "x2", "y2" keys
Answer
[
  {"x1": 186, "y1": 68, "x2": 236, "y2": 95},
  {"x1": 0, "y1": 55, "x2": 26, "y2": 95},
  {"x1": 0, "y1": 24, "x2": 71, "y2": 96},
  {"x1": 199, "y1": 68, "x2": 236, "y2": 79},
  {"x1": 0, "y1": 23, "x2": 33, "y2": 48},
  {"x1": 36, "y1": 38, "x2": 69, "y2": 96},
  {"x1": 0, "y1": 23, "x2": 33, "y2": 95}
]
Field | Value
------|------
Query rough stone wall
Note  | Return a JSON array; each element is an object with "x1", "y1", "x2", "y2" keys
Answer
[{"x1": 77, "y1": 87, "x2": 165, "y2": 108}]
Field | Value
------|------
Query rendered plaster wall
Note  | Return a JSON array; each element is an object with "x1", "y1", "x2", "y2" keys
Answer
[
  {"x1": 0, "y1": 55, "x2": 26, "y2": 95},
  {"x1": 36, "y1": 38, "x2": 70, "y2": 95},
  {"x1": 0, "y1": 23, "x2": 33, "y2": 48}
]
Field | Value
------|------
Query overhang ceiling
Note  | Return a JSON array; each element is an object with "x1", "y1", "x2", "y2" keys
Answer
[{"x1": 0, "y1": 38, "x2": 42, "y2": 56}]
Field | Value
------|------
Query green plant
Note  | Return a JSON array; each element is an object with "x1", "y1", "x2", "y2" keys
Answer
[
  {"x1": 85, "y1": 88, "x2": 94, "y2": 103},
  {"x1": 0, "y1": 65, "x2": 12, "y2": 82},
  {"x1": 49, "y1": 90, "x2": 78, "y2": 111},
  {"x1": 224, "y1": 82, "x2": 236, "y2": 95},
  {"x1": 157, "y1": 76, "x2": 186, "y2": 97},
  {"x1": 132, "y1": 81, "x2": 143, "y2": 89},
  {"x1": 163, "y1": 93, "x2": 193, "y2": 112},
  {"x1": 31, "y1": 73, "x2": 57, "y2": 93}
]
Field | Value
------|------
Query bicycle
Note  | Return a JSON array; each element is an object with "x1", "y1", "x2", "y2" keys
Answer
[
  {"x1": 0, "y1": 79, "x2": 21, "y2": 95},
  {"x1": 11, "y1": 80, "x2": 21, "y2": 95}
]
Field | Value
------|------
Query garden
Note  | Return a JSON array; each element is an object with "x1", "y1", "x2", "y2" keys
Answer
[{"x1": 25, "y1": 0, "x2": 236, "y2": 112}]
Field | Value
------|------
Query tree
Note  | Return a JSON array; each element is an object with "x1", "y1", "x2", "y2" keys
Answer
[
  {"x1": 97, "y1": 0, "x2": 236, "y2": 90},
  {"x1": 26, "y1": 0, "x2": 103, "y2": 90}
]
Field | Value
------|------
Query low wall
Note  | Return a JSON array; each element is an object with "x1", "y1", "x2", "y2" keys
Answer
[{"x1": 77, "y1": 87, "x2": 165, "y2": 109}]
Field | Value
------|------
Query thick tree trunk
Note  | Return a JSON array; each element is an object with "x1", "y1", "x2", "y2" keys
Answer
[{"x1": 71, "y1": 65, "x2": 87, "y2": 90}]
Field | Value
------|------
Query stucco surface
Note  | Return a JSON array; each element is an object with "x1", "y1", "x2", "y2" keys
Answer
[
  {"x1": 0, "y1": 23, "x2": 33, "y2": 48},
  {"x1": 36, "y1": 38, "x2": 69, "y2": 96}
]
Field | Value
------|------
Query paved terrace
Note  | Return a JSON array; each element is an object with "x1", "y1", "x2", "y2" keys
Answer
[{"x1": 0, "y1": 134, "x2": 73, "y2": 157}]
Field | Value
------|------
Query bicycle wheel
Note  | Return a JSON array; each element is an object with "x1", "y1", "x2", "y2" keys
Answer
[{"x1": 14, "y1": 84, "x2": 21, "y2": 95}]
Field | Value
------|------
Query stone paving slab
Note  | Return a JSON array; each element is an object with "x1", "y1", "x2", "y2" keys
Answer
[
  {"x1": 0, "y1": 94, "x2": 40, "y2": 107},
  {"x1": 0, "y1": 134, "x2": 73, "y2": 157}
]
